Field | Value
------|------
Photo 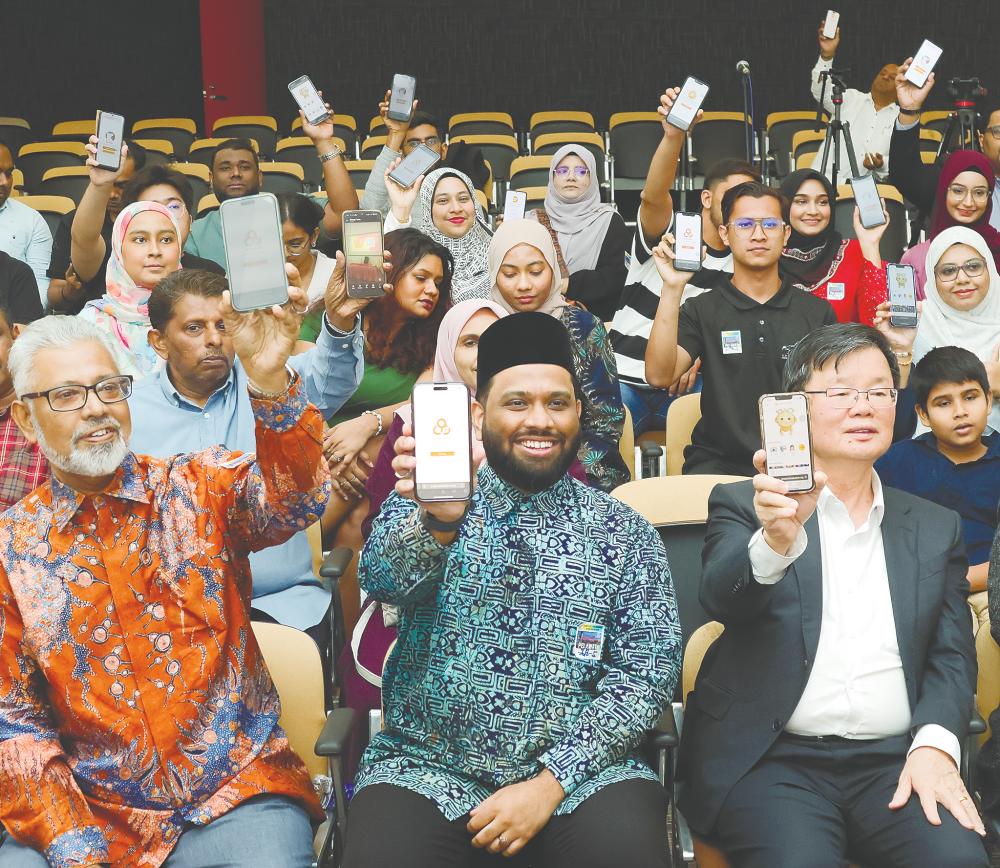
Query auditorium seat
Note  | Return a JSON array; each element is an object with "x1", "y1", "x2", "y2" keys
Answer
[
  {"x1": 518, "y1": 186, "x2": 548, "y2": 211},
  {"x1": 608, "y1": 111, "x2": 663, "y2": 186},
  {"x1": 665, "y1": 392, "x2": 700, "y2": 476},
  {"x1": 367, "y1": 115, "x2": 387, "y2": 139},
  {"x1": 689, "y1": 113, "x2": 753, "y2": 179},
  {"x1": 259, "y1": 161, "x2": 305, "y2": 195},
  {"x1": 16, "y1": 195, "x2": 75, "y2": 238},
  {"x1": 508, "y1": 155, "x2": 552, "y2": 190},
  {"x1": 131, "y1": 138, "x2": 175, "y2": 166},
  {"x1": 360, "y1": 135, "x2": 388, "y2": 160},
  {"x1": 197, "y1": 193, "x2": 220, "y2": 216},
  {"x1": 766, "y1": 111, "x2": 826, "y2": 178},
  {"x1": 276, "y1": 136, "x2": 348, "y2": 189},
  {"x1": 834, "y1": 183, "x2": 907, "y2": 262},
  {"x1": 187, "y1": 137, "x2": 260, "y2": 168},
  {"x1": 532, "y1": 131, "x2": 606, "y2": 186},
  {"x1": 212, "y1": 116, "x2": 278, "y2": 157},
  {"x1": 344, "y1": 159, "x2": 376, "y2": 189},
  {"x1": 791, "y1": 129, "x2": 827, "y2": 171},
  {"x1": 920, "y1": 110, "x2": 953, "y2": 140},
  {"x1": 38, "y1": 166, "x2": 90, "y2": 205},
  {"x1": 449, "y1": 112, "x2": 515, "y2": 138},
  {"x1": 131, "y1": 118, "x2": 197, "y2": 160},
  {"x1": 0, "y1": 117, "x2": 34, "y2": 157},
  {"x1": 291, "y1": 114, "x2": 358, "y2": 157},
  {"x1": 448, "y1": 134, "x2": 519, "y2": 181},
  {"x1": 172, "y1": 162, "x2": 211, "y2": 203},
  {"x1": 10, "y1": 169, "x2": 25, "y2": 196},
  {"x1": 529, "y1": 110, "x2": 596, "y2": 142},
  {"x1": 50, "y1": 119, "x2": 96, "y2": 143},
  {"x1": 16, "y1": 141, "x2": 86, "y2": 192},
  {"x1": 918, "y1": 127, "x2": 942, "y2": 154}
]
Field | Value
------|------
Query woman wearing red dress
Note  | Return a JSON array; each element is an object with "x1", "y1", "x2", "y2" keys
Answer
[{"x1": 779, "y1": 169, "x2": 889, "y2": 325}]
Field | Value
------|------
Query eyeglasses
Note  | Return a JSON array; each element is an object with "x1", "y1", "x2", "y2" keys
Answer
[
  {"x1": 161, "y1": 200, "x2": 187, "y2": 216},
  {"x1": 284, "y1": 238, "x2": 311, "y2": 254},
  {"x1": 402, "y1": 136, "x2": 441, "y2": 152},
  {"x1": 934, "y1": 257, "x2": 987, "y2": 281},
  {"x1": 985, "y1": 125, "x2": 1000, "y2": 141},
  {"x1": 22, "y1": 375, "x2": 133, "y2": 412},
  {"x1": 554, "y1": 166, "x2": 590, "y2": 179},
  {"x1": 803, "y1": 387, "x2": 898, "y2": 409},
  {"x1": 728, "y1": 217, "x2": 784, "y2": 235},
  {"x1": 947, "y1": 184, "x2": 990, "y2": 203}
]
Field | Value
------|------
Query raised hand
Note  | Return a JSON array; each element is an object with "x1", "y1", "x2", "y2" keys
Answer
[
  {"x1": 380, "y1": 89, "x2": 419, "y2": 135},
  {"x1": 299, "y1": 90, "x2": 335, "y2": 142},
  {"x1": 751, "y1": 450, "x2": 827, "y2": 556},
  {"x1": 84, "y1": 135, "x2": 129, "y2": 189},
  {"x1": 895, "y1": 58, "x2": 936, "y2": 113},
  {"x1": 391, "y1": 421, "x2": 471, "y2": 523},
  {"x1": 323, "y1": 249, "x2": 393, "y2": 332},
  {"x1": 651, "y1": 232, "x2": 700, "y2": 294},
  {"x1": 658, "y1": 87, "x2": 703, "y2": 136},
  {"x1": 853, "y1": 203, "x2": 890, "y2": 261},
  {"x1": 817, "y1": 20, "x2": 840, "y2": 60},
  {"x1": 384, "y1": 157, "x2": 424, "y2": 223}
]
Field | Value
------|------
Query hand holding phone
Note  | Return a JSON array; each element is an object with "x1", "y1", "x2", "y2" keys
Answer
[
  {"x1": 411, "y1": 382, "x2": 474, "y2": 503},
  {"x1": 822, "y1": 10, "x2": 840, "y2": 40},
  {"x1": 850, "y1": 174, "x2": 887, "y2": 229},
  {"x1": 904, "y1": 39, "x2": 942, "y2": 88},
  {"x1": 94, "y1": 110, "x2": 126, "y2": 172},
  {"x1": 672, "y1": 211, "x2": 703, "y2": 272},
  {"x1": 387, "y1": 143, "x2": 440, "y2": 189},
  {"x1": 751, "y1": 442, "x2": 825, "y2": 557},
  {"x1": 886, "y1": 263, "x2": 919, "y2": 328},
  {"x1": 288, "y1": 75, "x2": 331, "y2": 127},
  {"x1": 220, "y1": 192, "x2": 290, "y2": 311},
  {"x1": 387, "y1": 74, "x2": 417, "y2": 123},
  {"x1": 504, "y1": 190, "x2": 527, "y2": 221},
  {"x1": 666, "y1": 77, "x2": 710, "y2": 132},
  {"x1": 343, "y1": 210, "x2": 386, "y2": 299}
]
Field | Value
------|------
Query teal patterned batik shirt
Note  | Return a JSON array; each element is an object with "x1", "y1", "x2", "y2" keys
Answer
[{"x1": 354, "y1": 464, "x2": 681, "y2": 820}]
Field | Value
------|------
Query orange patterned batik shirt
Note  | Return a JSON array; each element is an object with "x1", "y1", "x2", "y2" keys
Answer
[{"x1": 0, "y1": 375, "x2": 330, "y2": 867}]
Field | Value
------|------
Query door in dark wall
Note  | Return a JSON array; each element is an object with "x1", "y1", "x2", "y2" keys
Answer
[{"x1": 200, "y1": 0, "x2": 268, "y2": 134}]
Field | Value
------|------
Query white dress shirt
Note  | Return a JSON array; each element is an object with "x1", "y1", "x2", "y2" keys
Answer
[
  {"x1": 811, "y1": 56, "x2": 899, "y2": 183},
  {"x1": 0, "y1": 197, "x2": 52, "y2": 303},
  {"x1": 748, "y1": 472, "x2": 961, "y2": 766}
]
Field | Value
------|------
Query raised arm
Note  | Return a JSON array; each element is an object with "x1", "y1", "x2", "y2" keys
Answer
[
  {"x1": 888, "y1": 58, "x2": 938, "y2": 214},
  {"x1": 644, "y1": 232, "x2": 697, "y2": 386},
  {"x1": 811, "y1": 19, "x2": 841, "y2": 113},
  {"x1": 297, "y1": 98, "x2": 359, "y2": 239},
  {"x1": 71, "y1": 137, "x2": 127, "y2": 283},
  {"x1": 360, "y1": 91, "x2": 416, "y2": 216}
]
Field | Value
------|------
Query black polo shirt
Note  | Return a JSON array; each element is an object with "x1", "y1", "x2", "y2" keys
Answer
[
  {"x1": 676, "y1": 276, "x2": 838, "y2": 474},
  {"x1": 0, "y1": 251, "x2": 44, "y2": 325}
]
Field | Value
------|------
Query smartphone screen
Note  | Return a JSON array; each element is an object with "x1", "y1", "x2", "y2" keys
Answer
[
  {"x1": 673, "y1": 211, "x2": 703, "y2": 272},
  {"x1": 387, "y1": 143, "x2": 440, "y2": 189},
  {"x1": 850, "y1": 174, "x2": 886, "y2": 229},
  {"x1": 95, "y1": 110, "x2": 125, "y2": 171},
  {"x1": 822, "y1": 10, "x2": 840, "y2": 39},
  {"x1": 220, "y1": 193, "x2": 289, "y2": 312},
  {"x1": 759, "y1": 393, "x2": 815, "y2": 494},
  {"x1": 343, "y1": 210, "x2": 386, "y2": 299},
  {"x1": 288, "y1": 75, "x2": 329, "y2": 126},
  {"x1": 887, "y1": 263, "x2": 919, "y2": 328},
  {"x1": 504, "y1": 190, "x2": 527, "y2": 221},
  {"x1": 905, "y1": 40, "x2": 942, "y2": 88},
  {"x1": 412, "y1": 382, "x2": 473, "y2": 502},
  {"x1": 387, "y1": 74, "x2": 417, "y2": 122},
  {"x1": 666, "y1": 77, "x2": 710, "y2": 132}
]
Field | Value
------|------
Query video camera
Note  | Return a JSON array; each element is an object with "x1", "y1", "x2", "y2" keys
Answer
[{"x1": 947, "y1": 77, "x2": 988, "y2": 104}]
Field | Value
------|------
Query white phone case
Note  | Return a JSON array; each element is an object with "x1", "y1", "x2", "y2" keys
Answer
[
  {"x1": 822, "y1": 10, "x2": 840, "y2": 39},
  {"x1": 905, "y1": 40, "x2": 942, "y2": 87},
  {"x1": 504, "y1": 190, "x2": 527, "y2": 221}
]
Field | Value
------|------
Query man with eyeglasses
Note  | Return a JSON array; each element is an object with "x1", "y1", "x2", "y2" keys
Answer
[
  {"x1": 59, "y1": 156, "x2": 223, "y2": 314},
  {"x1": 0, "y1": 293, "x2": 332, "y2": 866},
  {"x1": 0, "y1": 138, "x2": 52, "y2": 303},
  {"x1": 678, "y1": 322, "x2": 988, "y2": 868},
  {"x1": 646, "y1": 181, "x2": 838, "y2": 475},
  {"x1": 889, "y1": 60, "x2": 1000, "y2": 230}
]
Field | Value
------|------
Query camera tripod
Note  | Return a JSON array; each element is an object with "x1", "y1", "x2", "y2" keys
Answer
[
  {"x1": 815, "y1": 69, "x2": 861, "y2": 193},
  {"x1": 937, "y1": 104, "x2": 980, "y2": 157}
]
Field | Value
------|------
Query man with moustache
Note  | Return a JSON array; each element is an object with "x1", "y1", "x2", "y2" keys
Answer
[{"x1": 344, "y1": 311, "x2": 682, "y2": 868}]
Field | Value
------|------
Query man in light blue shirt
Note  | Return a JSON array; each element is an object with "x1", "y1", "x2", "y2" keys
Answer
[
  {"x1": 0, "y1": 140, "x2": 53, "y2": 302},
  {"x1": 129, "y1": 263, "x2": 371, "y2": 648}
]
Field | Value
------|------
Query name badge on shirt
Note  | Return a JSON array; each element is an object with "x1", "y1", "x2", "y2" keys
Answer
[
  {"x1": 573, "y1": 623, "x2": 605, "y2": 662},
  {"x1": 826, "y1": 282, "x2": 845, "y2": 301},
  {"x1": 721, "y1": 330, "x2": 743, "y2": 355}
]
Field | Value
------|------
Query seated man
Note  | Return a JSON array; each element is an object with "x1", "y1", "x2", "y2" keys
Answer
[
  {"x1": 609, "y1": 86, "x2": 760, "y2": 435},
  {"x1": 0, "y1": 287, "x2": 330, "y2": 864},
  {"x1": 678, "y1": 323, "x2": 988, "y2": 868},
  {"x1": 0, "y1": 139, "x2": 51, "y2": 302},
  {"x1": 0, "y1": 251, "x2": 43, "y2": 327},
  {"x1": 345, "y1": 312, "x2": 681, "y2": 868},
  {"x1": 645, "y1": 181, "x2": 838, "y2": 475},
  {"x1": 876, "y1": 346, "x2": 999, "y2": 604},
  {"x1": 128, "y1": 259, "x2": 372, "y2": 645},
  {"x1": 47, "y1": 139, "x2": 146, "y2": 313}
]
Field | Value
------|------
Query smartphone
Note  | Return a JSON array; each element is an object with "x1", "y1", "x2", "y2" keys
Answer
[
  {"x1": 673, "y1": 211, "x2": 703, "y2": 272},
  {"x1": 666, "y1": 76, "x2": 710, "y2": 132},
  {"x1": 288, "y1": 75, "x2": 329, "y2": 126},
  {"x1": 95, "y1": 110, "x2": 125, "y2": 171},
  {"x1": 387, "y1": 143, "x2": 440, "y2": 189},
  {"x1": 220, "y1": 193, "x2": 289, "y2": 312},
  {"x1": 887, "y1": 263, "x2": 919, "y2": 328},
  {"x1": 850, "y1": 173, "x2": 886, "y2": 229},
  {"x1": 412, "y1": 382, "x2": 474, "y2": 502},
  {"x1": 822, "y1": 10, "x2": 840, "y2": 39},
  {"x1": 342, "y1": 210, "x2": 386, "y2": 299},
  {"x1": 504, "y1": 189, "x2": 527, "y2": 221},
  {"x1": 905, "y1": 39, "x2": 942, "y2": 88},
  {"x1": 387, "y1": 74, "x2": 417, "y2": 123},
  {"x1": 759, "y1": 393, "x2": 815, "y2": 494}
]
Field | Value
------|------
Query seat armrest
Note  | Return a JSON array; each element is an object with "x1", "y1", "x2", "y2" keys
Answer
[
  {"x1": 315, "y1": 707, "x2": 358, "y2": 757},
  {"x1": 319, "y1": 547, "x2": 354, "y2": 591},
  {"x1": 648, "y1": 708, "x2": 679, "y2": 749},
  {"x1": 969, "y1": 712, "x2": 987, "y2": 736}
]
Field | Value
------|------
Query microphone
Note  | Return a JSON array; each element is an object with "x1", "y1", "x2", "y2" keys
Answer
[{"x1": 736, "y1": 60, "x2": 751, "y2": 76}]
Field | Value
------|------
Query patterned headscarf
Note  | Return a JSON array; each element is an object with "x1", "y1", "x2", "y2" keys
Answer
[
  {"x1": 411, "y1": 168, "x2": 493, "y2": 304},
  {"x1": 81, "y1": 201, "x2": 182, "y2": 378}
]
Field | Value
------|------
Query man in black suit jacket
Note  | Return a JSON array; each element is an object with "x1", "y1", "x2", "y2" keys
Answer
[{"x1": 677, "y1": 323, "x2": 989, "y2": 867}]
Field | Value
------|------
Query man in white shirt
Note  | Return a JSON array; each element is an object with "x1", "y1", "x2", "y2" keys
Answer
[
  {"x1": 677, "y1": 323, "x2": 988, "y2": 867},
  {"x1": 0, "y1": 140, "x2": 52, "y2": 302},
  {"x1": 810, "y1": 21, "x2": 899, "y2": 184}
]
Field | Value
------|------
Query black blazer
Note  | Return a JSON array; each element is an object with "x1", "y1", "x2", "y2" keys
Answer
[
  {"x1": 677, "y1": 479, "x2": 976, "y2": 835},
  {"x1": 888, "y1": 122, "x2": 937, "y2": 216}
]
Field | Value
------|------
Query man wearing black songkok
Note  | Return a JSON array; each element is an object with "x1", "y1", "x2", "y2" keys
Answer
[{"x1": 342, "y1": 312, "x2": 683, "y2": 868}]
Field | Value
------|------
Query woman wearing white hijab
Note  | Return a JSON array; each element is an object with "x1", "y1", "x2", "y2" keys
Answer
[
  {"x1": 532, "y1": 144, "x2": 629, "y2": 321},
  {"x1": 917, "y1": 225, "x2": 1000, "y2": 432}
]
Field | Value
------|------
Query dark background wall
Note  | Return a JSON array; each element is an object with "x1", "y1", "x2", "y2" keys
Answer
[{"x1": 3, "y1": 0, "x2": 997, "y2": 136}]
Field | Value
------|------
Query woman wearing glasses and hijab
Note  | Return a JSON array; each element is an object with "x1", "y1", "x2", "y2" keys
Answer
[{"x1": 532, "y1": 144, "x2": 629, "y2": 321}]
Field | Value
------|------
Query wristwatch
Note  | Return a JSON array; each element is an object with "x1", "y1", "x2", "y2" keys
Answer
[
  {"x1": 319, "y1": 146, "x2": 343, "y2": 163},
  {"x1": 420, "y1": 506, "x2": 470, "y2": 534}
]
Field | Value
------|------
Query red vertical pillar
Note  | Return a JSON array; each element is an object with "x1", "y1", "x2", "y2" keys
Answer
[{"x1": 199, "y1": 0, "x2": 267, "y2": 134}]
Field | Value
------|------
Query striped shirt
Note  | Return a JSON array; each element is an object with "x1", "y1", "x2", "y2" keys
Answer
[{"x1": 609, "y1": 213, "x2": 732, "y2": 387}]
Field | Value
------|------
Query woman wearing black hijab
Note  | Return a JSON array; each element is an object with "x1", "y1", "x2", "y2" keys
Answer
[{"x1": 779, "y1": 168, "x2": 888, "y2": 324}]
